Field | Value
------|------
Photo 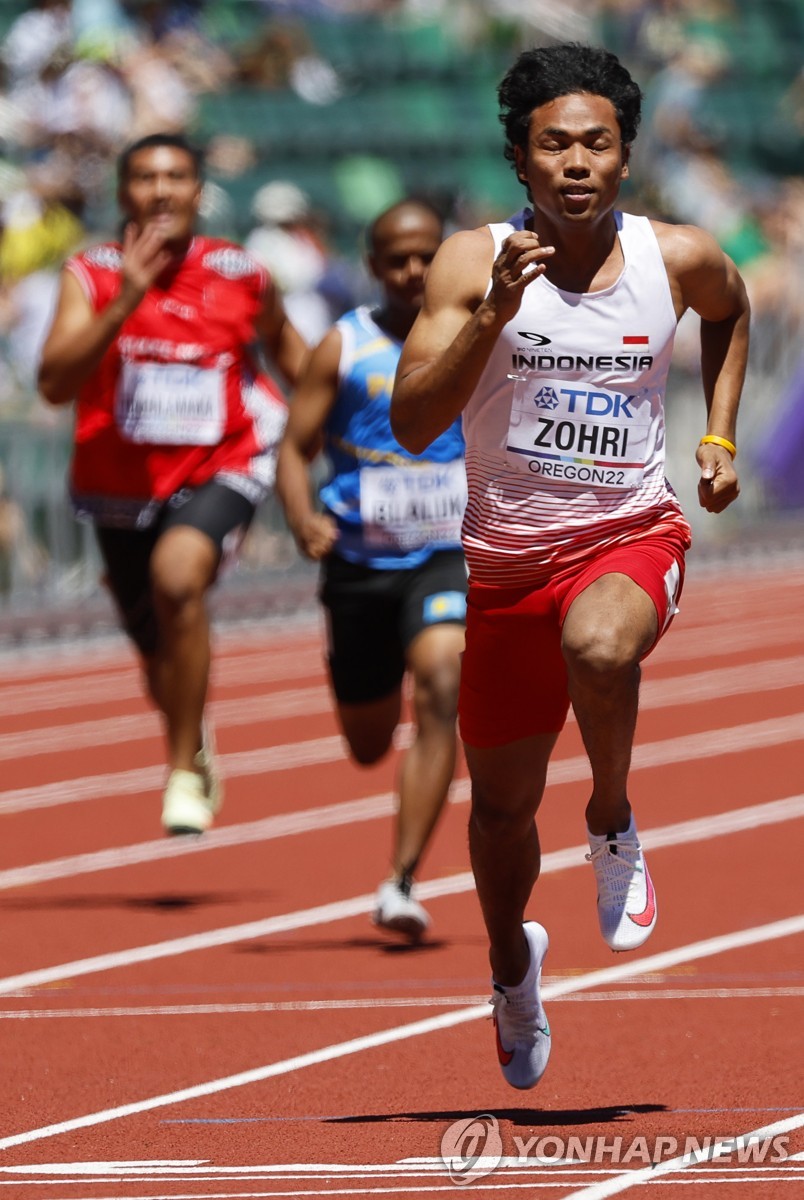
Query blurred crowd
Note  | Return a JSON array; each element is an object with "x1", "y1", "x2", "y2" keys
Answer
[
  {"x1": 0, "y1": 0, "x2": 385, "y2": 412},
  {"x1": 0, "y1": 0, "x2": 801, "y2": 589}
]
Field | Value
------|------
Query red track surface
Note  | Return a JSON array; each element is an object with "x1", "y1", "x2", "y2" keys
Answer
[{"x1": 1, "y1": 563, "x2": 803, "y2": 1199}]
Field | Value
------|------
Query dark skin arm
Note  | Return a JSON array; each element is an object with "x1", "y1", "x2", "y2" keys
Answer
[
  {"x1": 656, "y1": 221, "x2": 750, "y2": 513},
  {"x1": 275, "y1": 327, "x2": 341, "y2": 560}
]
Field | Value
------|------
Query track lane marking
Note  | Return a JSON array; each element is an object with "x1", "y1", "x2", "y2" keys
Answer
[
  {"x1": 0, "y1": 786, "x2": 403, "y2": 891},
  {"x1": 5, "y1": 655, "x2": 804, "y2": 762},
  {"x1": 4, "y1": 561, "x2": 804, "y2": 688},
  {"x1": 0, "y1": 645, "x2": 324, "y2": 718},
  {"x1": 4, "y1": 710, "x2": 804, "y2": 817},
  {"x1": 1, "y1": 611, "x2": 803, "y2": 721},
  {"x1": 3, "y1": 987, "x2": 803, "y2": 1019},
  {"x1": 1, "y1": 1177, "x2": 803, "y2": 1196},
  {"x1": 0, "y1": 733, "x2": 353, "y2": 815},
  {"x1": 0, "y1": 795, "x2": 801, "y2": 996},
  {"x1": 0, "y1": 686, "x2": 334, "y2": 761},
  {"x1": 563, "y1": 1111, "x2": 804, "y2": 1198},
  {"x1": 0, "y1": 915, "x2": 801, "y2": 1151},
  {"x1": 3, "y1": 1160, "x2": 801, "y2": 1174},
  {"x1": 1, "y1": 782, "x2": 801, "y2": 895}
]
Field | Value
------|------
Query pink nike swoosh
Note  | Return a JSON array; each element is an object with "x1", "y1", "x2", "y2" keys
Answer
[
  {"x1": 494, "y1": 1017, "x2": 514, "y2": 1066},
  {"x1": 628, "y1": 865, "x2": 656, "y2": 928}
]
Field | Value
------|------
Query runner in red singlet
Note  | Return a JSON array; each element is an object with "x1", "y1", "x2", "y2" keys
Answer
[
  {"x1": 38, "y1": 133, "x2": 307, "y2": 837},
  {"x1": 391, "y1": 44, "x2": 749, "y2": 1090}
]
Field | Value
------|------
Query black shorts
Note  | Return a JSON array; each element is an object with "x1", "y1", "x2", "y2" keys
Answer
[
  {"x1": 319, "y1": 548, "x2": 467, "y2": 705},
  {"x1": 95, "y1": 480, "x2": 256, "y2": 656}
]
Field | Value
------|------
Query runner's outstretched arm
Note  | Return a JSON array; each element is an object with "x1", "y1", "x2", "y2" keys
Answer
[
  {"x1": 391, "y1": 226, "x2": 555, "y2": 453},
  {"x1": 275, "y1": 328, "x2": 340, "y2": 561}
]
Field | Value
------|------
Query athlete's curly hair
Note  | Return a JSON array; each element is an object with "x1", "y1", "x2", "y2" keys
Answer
[{"x1": 498, "y1": 43, "x2": 643, "y2": 172}]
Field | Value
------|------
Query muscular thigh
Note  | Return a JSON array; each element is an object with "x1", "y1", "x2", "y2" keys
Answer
[
  {"x1": 96, "y1": 480, "x2": 257, "y2": 656},
  {"x1": 557, "y1": 533, "x2": 686, "y2": 662}
]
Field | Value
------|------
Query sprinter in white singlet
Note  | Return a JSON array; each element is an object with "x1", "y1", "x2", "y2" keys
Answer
[{"x1": 391, "y1": 43, "x2": 749, "y2": 1091}]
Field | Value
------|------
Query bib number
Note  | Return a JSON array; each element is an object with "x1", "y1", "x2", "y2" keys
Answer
[
  {"x1": 359, "y1": 461, "x2": 467, "y2": 550},
  {"x1": 116, "y1": 362, "x2": 225, "y2": 445},
  {"x1": 506, "y1": 375, "x2": 652, "y2": 489}
]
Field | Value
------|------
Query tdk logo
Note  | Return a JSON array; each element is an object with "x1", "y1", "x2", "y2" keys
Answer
[
  {"x1": 533, "y1": 386, "x2": 560, "y2": 410},
  {"x1": 518, "y1": 332, "x2": 552, "y2": 346},
  {"x1": 552, "y1": 387, "x2": 636, "y2": 418}
]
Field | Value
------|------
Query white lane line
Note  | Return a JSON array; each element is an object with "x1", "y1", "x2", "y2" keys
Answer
[
  {"x1": 0, "y1": 1161, "x2": 208, "y2": 1174},
  {"x1": 1, "y1": 795, "x2": 802, "y2": 995},
  {"x1": 0, "y1": 915, "x2": 801, "y2": 1152},
  {"x1": 4, "y1": 1162, "x2": 775, "y2": 1177},
  {"x1": 0, "y1": 601, "x2": 798, "y2": 689},
  {"x1": 5, "y1": 707, "x2": 804, "y2": 818},
  {"x1": 0, "y1": 732, "x2": 355, "y2": 816},
  {"x1": 0, "y1": 785, "x2": 409, "y2": 892},
  {"x1": 1, "y1": 1158, "x2": 803, "y2": 1176},
  {"x1": 6, "y1": 655, "x2": 804, "y2": 763},
  {"x1": 0, "y1": 892, "x2": 377, "y2": 998},
  {"x1": 563, "y1": 1112, "x2": 804, "y2": 1198},
  {"x1": 3, "y1": 987, "x2": 803, "y2": 1020},
  {"x1": 0, "y1": 645, "x2": 324, "y2": 719},
  {"x1": 638, "y1": 654, "x2": 804, "y2": 708},
  {"x1": 0, "y1": 1163, "x2": 604, "y2": 1179},
  {"x1": 0, "y1": 790, "x2": 398, "y2": 891},
  {"x1": 638, "y1": 794, "x2": 804, "y2": 851},
  {"x1": 1, "y1": 785, "x2": 801, "y2": 896},
  {"x1": 0, "y1": 686, "x2": 334, "y2": 762},
  {"x1": 0, "y1": 1177, "x2": 621, "y2": 1194},
  {"x1": 2, "y1": 607, "x2": 802, "y2": 724},
  {"x1": 0, "y1": 1180, "x2": 585, "y2": 1190},
  {"x1": 1, "y1": 1172, "x2": 802, "y2": 1197},
  {"x1": 657, "y1": 613, "x2": 804, "y2": 663}
]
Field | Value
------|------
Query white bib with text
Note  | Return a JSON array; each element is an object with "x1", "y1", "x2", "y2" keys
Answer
[
  {"x1": 116, "y1": 362, "x2": 225, "y2": 445},
  {"x1": 506, "y1": 374, "x2": 653, "y2": 490},
  {"x1": 359, "y1": 461, "x2": 467, "y2": 550}
]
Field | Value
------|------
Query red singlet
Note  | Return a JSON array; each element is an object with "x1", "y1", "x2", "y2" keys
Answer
[{"x1": 66, "y1": 237, "x2": 287, "y2": 528}]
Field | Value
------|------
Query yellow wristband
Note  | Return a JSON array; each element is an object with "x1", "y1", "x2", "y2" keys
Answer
[{"x1": 700, "y1": 435, "x2": 736, "y2": 459}]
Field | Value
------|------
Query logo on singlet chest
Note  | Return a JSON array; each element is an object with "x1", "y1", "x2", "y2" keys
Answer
[{"x1": 507, "y1": 376, "x2": 654, "y2": 490}]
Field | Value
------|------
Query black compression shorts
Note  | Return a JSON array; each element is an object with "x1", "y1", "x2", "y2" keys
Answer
[
  {"x1": 95, "y1": 480, "x2": 256, "y2": 655},
  {"x1": 319, "y1": 548, "x2": 467, "y2": 704}
]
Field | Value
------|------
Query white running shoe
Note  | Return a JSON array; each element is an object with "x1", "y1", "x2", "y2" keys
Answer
[
  {"x1": 586, "y1": 817, "x2": 657, "y2": 951},
  {"x1": 372, "y1": 878, "x2": 430, "y2": 940},
  {"x1": 195, "y1": 720, "x2": 223, "y2": 813},
  {"x1": 161, "y1": 725, "x2": 223, "y2": 836},
  {"x1": 161, "y1": 769, "x2": 216, "y2": 835},
  {"x1": 490, "y1": 921, "x2": 551, "y2": 1090}
]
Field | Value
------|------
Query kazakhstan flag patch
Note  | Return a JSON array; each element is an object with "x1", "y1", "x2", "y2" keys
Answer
[{"x1": 423, "y1": 591, "x2": 467, "y2": 623}]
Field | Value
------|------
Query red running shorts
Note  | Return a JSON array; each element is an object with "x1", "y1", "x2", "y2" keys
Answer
[{"x1": 458, "y1": 531, "x2": 687, "y2": 748}]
